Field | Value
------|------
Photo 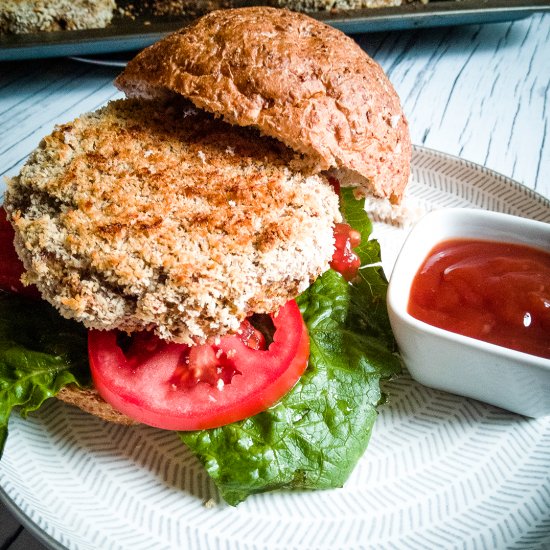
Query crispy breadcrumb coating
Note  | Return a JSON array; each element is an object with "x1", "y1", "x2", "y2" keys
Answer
[{"x1": 5, "y1": 99, "x2": 340, "y2": 343}]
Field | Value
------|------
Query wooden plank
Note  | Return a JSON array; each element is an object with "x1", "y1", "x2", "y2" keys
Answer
[
  {"x1": 4, "y1": 528, "x2": 48, "y2": 550},
  {"x1": 358, "y1": 13, "x2": 550, "y2": 197},
  {"x1": 0, "y1": 505, "x2": 22, "y2": 547}
]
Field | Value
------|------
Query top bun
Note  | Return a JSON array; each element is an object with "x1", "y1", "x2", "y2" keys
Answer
[{"x1": 116, "y1": 7, "x2": 411, "y2": 204}]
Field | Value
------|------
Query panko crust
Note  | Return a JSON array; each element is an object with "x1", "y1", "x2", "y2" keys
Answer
[
  {"x1": 115, "y1": 7, "x2": 411, "y2": 204},
  {"x1": 5, "y1": 98, "x2": 340, "y2": 344}
]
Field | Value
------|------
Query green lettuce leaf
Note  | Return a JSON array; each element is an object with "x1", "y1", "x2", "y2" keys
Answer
[
  {"x1": 339, "y1": 187, "x2": 380, "y2": 266},
  {"x1": 180, "y1": 190, "x2": 401, "y2": 505},
  {"x1": 0, "y1": 293, "x2": 89, "y2": 455}
]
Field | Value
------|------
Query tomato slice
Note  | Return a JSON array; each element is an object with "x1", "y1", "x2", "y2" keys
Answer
[
  {"x1": 88, "y1": 300, "x2": 309, "y2": 431},
  {"x1": 0, "y1": 208, "x2": 40, "y2": 298}
]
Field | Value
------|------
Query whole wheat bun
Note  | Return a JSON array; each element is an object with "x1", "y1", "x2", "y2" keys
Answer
[
  {"x1": 57, "y1": 385, "x2": 138, "y2": 425},
  {"x1": 116, "y1": 7, "x2": 411, "y2": 204}
]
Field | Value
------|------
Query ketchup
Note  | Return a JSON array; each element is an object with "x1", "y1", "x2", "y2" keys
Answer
[
  {"x1": 408, "y1": 238, "x2": 550, "y2": 359},
  {"x1": 327, "y1": 176, "x2": 362, "y2": 281},
  {"x1": 330, "y1": 223, "x2": 361, "y2": 281}
]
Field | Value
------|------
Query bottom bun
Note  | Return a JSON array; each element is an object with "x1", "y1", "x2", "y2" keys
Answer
[{"x1": 56, "y1": 385, "x2": 138, "y2": 425}]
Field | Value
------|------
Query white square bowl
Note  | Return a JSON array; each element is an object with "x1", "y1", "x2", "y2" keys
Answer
[{"x1": 387, "y1": 207, "x2": 550, "y2": 418}]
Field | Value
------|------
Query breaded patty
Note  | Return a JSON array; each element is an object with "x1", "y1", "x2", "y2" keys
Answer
[{"x1": 5, "y1": 99, "x2": 340, "y2": 343}]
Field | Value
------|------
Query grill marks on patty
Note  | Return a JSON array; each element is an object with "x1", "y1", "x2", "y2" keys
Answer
[{"x1": 6, "y1": 98, "x2": 341, "y2": 343}]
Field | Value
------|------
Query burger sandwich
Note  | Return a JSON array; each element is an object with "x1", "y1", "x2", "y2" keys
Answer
[{"x1": 0, "y1": 7, "x2": 410, "y2": 505}]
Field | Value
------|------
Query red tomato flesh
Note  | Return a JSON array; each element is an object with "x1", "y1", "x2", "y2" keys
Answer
[
  {"x1": 88, "y1": 300, "x2": 309, "y2": 430},
  {"x1": 408, "y1": 238, "x2": 550, "y2": 359},
  {"x1": 0, "y1": 208, "x2": 40, "y2": 298}
]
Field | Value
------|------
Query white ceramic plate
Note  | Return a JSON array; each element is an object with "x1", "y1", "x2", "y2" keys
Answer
[{"x1": 1, "y1": 146, "x2": 549, "y2": 550}]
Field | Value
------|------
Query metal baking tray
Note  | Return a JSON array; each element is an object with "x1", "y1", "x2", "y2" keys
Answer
[{"x1": 0, "y1": 0, "x2": 548, "y2": 61}]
